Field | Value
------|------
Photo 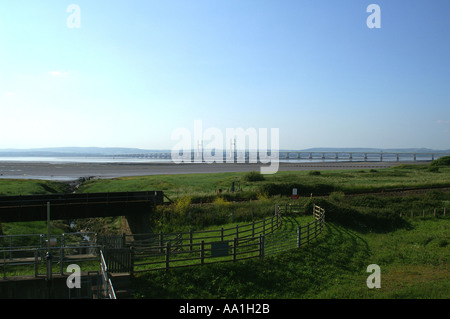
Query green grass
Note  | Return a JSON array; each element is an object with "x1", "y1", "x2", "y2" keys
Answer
[
  {"x1": 0, "y1": 179, "x2": 70, "y2": 196},
  {"x1": 74, "y1": 165, "x2": 450, "y2": 200},
  {"x1": 1, "y1": 162, "x2": 449, "y2": 298},
  {"x1": 131, "y1": 212, "x2": 449, "y2": 299}
]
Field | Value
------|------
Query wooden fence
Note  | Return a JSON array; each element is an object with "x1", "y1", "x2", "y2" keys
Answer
[
  {"x1": 400, "y1": 207, "x2": 447, "y2": 218},
  {"x1": 120, "y1": 204, "x2": 326, "y2": 273},
  {"x1": 264, "y1": 204, "x2": 325, "y2": 256}
]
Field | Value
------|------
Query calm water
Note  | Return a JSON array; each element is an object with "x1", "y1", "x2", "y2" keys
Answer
[{"x1": 0, "y1": 152, "x2": 440, "y2": 164}]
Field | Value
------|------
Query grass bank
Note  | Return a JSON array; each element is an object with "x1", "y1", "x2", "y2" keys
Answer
[
  {"x1": 131, "y1": 201, "x2": 449, "y2": 299},
  {"x1": 74, "y1": 164, "x2": 450, "y2": 201}
]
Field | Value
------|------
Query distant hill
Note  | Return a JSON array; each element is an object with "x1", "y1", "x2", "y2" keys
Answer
[
  {"x1": 298, "y1": 147, "x2": 450, "y2": 153},
  {"x1": 0, "y1": 147, "x2": 168, "y2": 157}
]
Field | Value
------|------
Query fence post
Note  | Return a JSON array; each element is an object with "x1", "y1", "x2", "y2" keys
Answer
[
  {"x1": 130, "y1": 247, "x2": 135, "y2": 276},
  {"x1": 122, "y1": 233, "x2": 126, "y2": 248},
  {"x1": 200, "y1": 241, "x2": 204, "y2": 265},
  {"x1": 221, "y1": 228, "x2": 224, "y2": 241},
  {"x1": 259, "y1": 234, "x2": 264, "y2": 260},
  {"x1": 33, "y1": 249, "x2": 39, "y2": 277},
  {"x1": 165, "y1": 242, "x2": 170, "y2": 271},
  {"x1": 297, "y1": 226, "x2": 301, "y2": 248},
  {"x1": 444, "y1": 207, "x2": 446, "y2": 216},
  {"x1": 233, "y1": 238, "x2": 237, "y2": 262},
  {"x1": 252, "y1": 222, "x2": 255, "y2": 237},
  {"x1": 307, "y1": 223, "x2": 310, "y2": 244},
  {"x1": 235, "y1": 225, "x2": 239, "y2": 244},
  {"x1": 434, "y1": 208, "x2": 436, "y2": 217},
  {"x1": 189, "y1": 230, "x2": 193, "y2": 252},
  {"x1": 60, "y1": 246, "x2": 64, "y2": 275}
]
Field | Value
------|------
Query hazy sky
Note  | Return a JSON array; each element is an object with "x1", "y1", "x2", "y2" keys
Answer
[{"x1": 1, "y1": 0, "x2": 449, "y2": 150}]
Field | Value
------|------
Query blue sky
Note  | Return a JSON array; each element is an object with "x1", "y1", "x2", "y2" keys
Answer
[{"x1": 1, "y1": 0, "x2": 449, "y2": 150}]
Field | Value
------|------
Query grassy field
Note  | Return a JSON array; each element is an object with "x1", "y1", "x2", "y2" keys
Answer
[
  {"x1": 69, "y1": 163, "x2": 450, "y2": 200},
  {"x1": 131, "y1": 201, "x2": 449, "y2": 299},
  {"x1": 1, "y1": 159, "x2": 449, "y2": 298}
]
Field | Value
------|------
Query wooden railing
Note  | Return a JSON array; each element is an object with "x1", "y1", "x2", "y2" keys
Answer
[{"x1": 124, "y1": 204, "x2": 326, "y2": 273}]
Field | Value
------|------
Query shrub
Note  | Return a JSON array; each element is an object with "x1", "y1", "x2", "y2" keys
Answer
[
  {"x1": 308, "y1": 170, "x2": 321, "y2": 176},
  {"x1": 258, "y1": 182, "x2": 334, "y2": 197},
  {"x1": 427, "y1": 166, "x2": 440, "y2": 173},
  {"x1": 242, "y1": 171, "x2": 265, "y2": 182},
  {"x1": 329, "y1": 191, "x2": 345, "y2": 202},
  {"x1": 430, "y1": 156, "x2": 450, "y2": 167}
]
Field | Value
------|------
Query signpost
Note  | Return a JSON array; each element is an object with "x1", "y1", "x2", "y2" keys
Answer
[{"x1": 291, "y1": 188, "x2": 299, "y2": 200}]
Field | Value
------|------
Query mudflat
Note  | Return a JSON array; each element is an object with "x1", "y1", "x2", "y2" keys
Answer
[{"x1": 0, "y1": 160, "x2": 413, "y2": 181}]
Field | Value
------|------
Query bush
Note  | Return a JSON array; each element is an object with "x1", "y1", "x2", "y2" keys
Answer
[
  {"x1": 305, "y1": 198, "x2": 405, "y2": 232},
  {"x1": 308, "y1": 170, "x2": 321, "y2": 176},
  {"x1": 258, "y1": 182, "x2": 335, "y2": 197},
  {"x1": 430, "y1": 156, "x2": 450, "y2": 167},
  {"x1": 242, "y1": 171, "x2": 265, "y2": 182},
  {"x1": 329, "y1": 191, "x2": 345, "y2": 202},
  {"x1": 427, "y1": 166, "x2": 440, "y2": 173}
]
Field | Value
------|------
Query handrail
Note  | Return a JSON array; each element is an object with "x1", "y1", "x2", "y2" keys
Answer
[{"x1": 100, "y1": 250, "x2": 117, "y2": 299}]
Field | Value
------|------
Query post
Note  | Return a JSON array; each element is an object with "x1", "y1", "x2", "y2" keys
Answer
[
  {"x1": 200, "y1": 241, "x2": 204, "y2": 265},
  {"x1": 165, "y1": 242, "x2": 170, "y2": 271},
  {"x1": 259, "y1": 234, "x2": 264, "y2": 260},
  {"x1": 434, "y1": 208, "x2": 436, "y2": 217},
  {"x1": 47, "y1": 202, "x2": 51, "y2": 251},
  {"x1": 307, "y1": 223, "x2": 310, "y2": 244},
  {"x1": 221, "y1": 228, "x2": 224, "y2": 241},
  {"x1": 34, "y1": 249, "x2": 39, "y2": 277},
  {"x1": 233, "y1": 238, "x2": 237, "y2": 262},
  {"x1": 46, "y1": 202, "x2": 52, "y2": 281},
  {"x1": 60, "y1": 246, "x2": 64, "y2": 275},
  {"x1": 297, "y1": 226, "x2": 301, "y2": 248},
  {"x1": 189, "y1": 230, "x2": 193, "y2": 251}
]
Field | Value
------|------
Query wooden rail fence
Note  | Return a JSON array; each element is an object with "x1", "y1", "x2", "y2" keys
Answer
[{"x1": 105, "y1": 204, "x2": 327, "y2": 273}]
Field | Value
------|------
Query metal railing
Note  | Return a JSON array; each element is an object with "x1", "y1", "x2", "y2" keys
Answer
[
  {"x1": 1, "y1": 234, "x2": 100, "y2": 279},
  {"x1": 100, "y1": 250, "x2": 117, "y2": 299}
]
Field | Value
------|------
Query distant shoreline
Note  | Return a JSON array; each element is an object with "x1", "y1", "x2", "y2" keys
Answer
[{"x1": 0, "y1": 160, "x2": 428, "y2": 181}]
